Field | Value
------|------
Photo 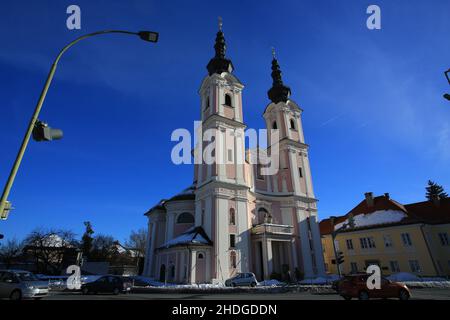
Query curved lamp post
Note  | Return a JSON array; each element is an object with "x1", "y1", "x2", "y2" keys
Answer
[
  {"x1": 0, "y1": 30, "x2": 159, "y2": 219},
  {"x1": 444, "y1": 69, "x2": 450, "y2": 101}
]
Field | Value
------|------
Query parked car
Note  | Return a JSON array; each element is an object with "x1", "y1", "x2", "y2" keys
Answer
[
  {"x1": 121, "y1": 276, "x2": 148, "y2": 288},
  {"x1": 0, "y1": 269, "x2": 49, "y2": 300},
  {"x1": 225, "y1": 273, "x2": 258, "y2": 287},
  {"x1": 81, "y1": 275, "x2": 130, "y2": 295},
  {"x1": 337, "y1": 274, "x2": 411, "y2": 300}
]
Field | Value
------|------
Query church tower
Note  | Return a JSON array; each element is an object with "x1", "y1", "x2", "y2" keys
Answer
[
  {"x1": 262, "y1": 51, "x2": 326, "y2": 277},
  {"x1": 193, "y1": 19, "x2": 251, "y2": 283}
]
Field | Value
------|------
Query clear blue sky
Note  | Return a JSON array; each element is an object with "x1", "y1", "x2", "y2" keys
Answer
[{"x1": 0, "y1": 0, "x2": 449, "y2": 243}]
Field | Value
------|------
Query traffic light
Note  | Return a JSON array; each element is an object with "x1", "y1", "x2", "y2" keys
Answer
[
  {"x1": 32, "y1": 120, "x2": 63, "y2": 142},
  {"x1": 337, "y1": 251, "x2": 345, "y2": 265}
]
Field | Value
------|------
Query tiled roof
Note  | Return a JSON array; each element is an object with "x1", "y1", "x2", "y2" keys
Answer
[{"x1": 319, "y1": 194, "x2": 450, "y2": 235}]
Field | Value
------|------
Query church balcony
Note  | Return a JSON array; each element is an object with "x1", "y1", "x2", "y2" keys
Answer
[{"x1": 251, "y1": 223, "x2": 293, "y2": 236}]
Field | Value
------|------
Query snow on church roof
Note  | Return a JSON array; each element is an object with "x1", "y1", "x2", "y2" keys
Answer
[{"x1": 158, "y1": 226, "x2": 212, "y2": 249}]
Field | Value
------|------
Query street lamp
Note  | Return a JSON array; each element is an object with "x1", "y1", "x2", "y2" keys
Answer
[
  {"x1": 0, "y1": 29, "x2": 159, "y2": 220},
  {"x1": 444, "y1": 69, "x2": 450, "y2": 101}
]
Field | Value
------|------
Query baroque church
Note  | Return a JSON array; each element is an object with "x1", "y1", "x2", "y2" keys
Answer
[{"x1": 143, "y1": 22, "x2": 326, "y2": 284}]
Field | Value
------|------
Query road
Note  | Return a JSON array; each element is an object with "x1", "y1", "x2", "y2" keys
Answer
[{"x1": 43, "y1": 288, "x2": 450, "y2": 300}]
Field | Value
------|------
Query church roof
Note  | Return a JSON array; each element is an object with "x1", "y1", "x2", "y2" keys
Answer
[
  {"x1": 144, "y1": 184, "x2": 196, "y2": 215},
  {"x1": 157, "y1": 226, "x2": 213, "y2": 250},
  {"x1": 267, "y1": 52, "x2": 291, "y2": 104},
  {"x1": 206, "y1": 18, "x2": 234, "y2": 75}
]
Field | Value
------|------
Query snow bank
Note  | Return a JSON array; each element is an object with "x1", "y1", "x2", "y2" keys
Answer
[
  {"x1": 387, "y1": 272, "x2": 420, "y2": 282},
  {"x1": 258, "y1": 279, "x2": 283, "y2": 286},
  {"x1": 299, "y1": 274, "x2": 340, "y2": 285},
  {"x1": 335, "y1": 210, "x2": 407, "y2": 230}
]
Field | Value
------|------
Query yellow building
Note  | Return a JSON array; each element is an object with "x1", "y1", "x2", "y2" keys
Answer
[{"x1": 320, "y1": 193, "x2": 450, "y2": 277}]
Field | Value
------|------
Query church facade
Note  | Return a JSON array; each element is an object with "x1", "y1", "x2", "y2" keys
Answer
[{"x1": 143, "y1": 24, "x2": 326, "y2": 284}]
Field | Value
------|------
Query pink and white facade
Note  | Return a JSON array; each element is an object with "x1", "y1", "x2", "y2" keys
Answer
[{"x1": 143, "y1": 26, "x2": 325, "y2": 284}]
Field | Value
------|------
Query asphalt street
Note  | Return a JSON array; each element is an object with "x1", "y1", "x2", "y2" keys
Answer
[{"x1": 41, "y1": 288, "x2": 450, "y2": 300}]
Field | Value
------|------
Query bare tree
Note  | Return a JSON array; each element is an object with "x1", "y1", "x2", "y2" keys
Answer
[
  {"x1": 23, "y1": 228, "x2": 78, "y2": 275},
  {"x1": 124, "y1": 228, "x2": 148, "y2": 258},
  {"x1": 0, "y1": 238, "x2": 24, "y2": 268}
]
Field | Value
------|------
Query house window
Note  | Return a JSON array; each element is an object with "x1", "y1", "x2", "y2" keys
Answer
[
  {"x1": 409, "y1": 260, "x2": 421, "y2": 273},
  {"x1": 346, "y1": 239, "x2": 354, "y2": 250},
  {"x1": 299, "y1": 167, "x2": 303, "y2": 178},
  {"x1": 230, "y1": 251, "x2": 237, "y2": 269},
  {"x1": 390, "y1": 261, "x2": 400, "y2": 273},
  {"x1": 350, "y1": 262, "x2": 358, "y2": 273},
  {"x1": 290, "y1": 119, "x2": 296, "y2": 130},
  {"x1": 272, "y1": 121, "x2": 277, "y2": 130},
  {"x1": 229, "y1": 234, "x2": 236, "y2": 248},
  {"x1": 229, "y1": 208, "x2": 236, "y2": 225},
  {"x1": 438, "y1": 232, "x2": 449, "y2": 246},
  {"x1": 384, "y1": 235, "x2": 393, "y2": 248},
  {"x1": 198, "y1": 253, "x2": 204, "y2": 259},
  {"x1": 176, "y1": 212, "x2": 194, "y2": 224},
  {"x1": 225, "y1": 94, "x2": 232, "y2": 107},
  {"x1": 205, "y1": 96, "x2": 210, "y2": 110},
  {"x1": 360, "y1": 237, "x2": 376, "y2": 249},
  {"x1": 401, "y1": 233, "x2": 412, "y2": 247},
  {"x1": 227, "y1": 149, "x2": 233, "y2": 162}
]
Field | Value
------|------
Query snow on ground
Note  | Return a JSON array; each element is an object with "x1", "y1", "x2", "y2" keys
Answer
[
  {"x1": 258, "y1": 279, "x2": 283, "y2": 286},
  {"x1": 386, "y1": 272, "x2": 450, "y2": 288},
  {"x1": 299, "y1": 274, "x2": 340, "y2": 285},
  {"x1": 387, "y1": 272, "x2": 420, "y2": 282},
  {"x1": 335, "y1": 210, "x2": 407, "y2": 230}
]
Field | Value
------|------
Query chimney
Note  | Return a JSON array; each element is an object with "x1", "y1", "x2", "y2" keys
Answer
[
  {"x1": 384, "y1": 193, "x2": 390, "y2": 200},
  {"x1": 365, "y1": 192, "x2": 374, "y2": 207}
]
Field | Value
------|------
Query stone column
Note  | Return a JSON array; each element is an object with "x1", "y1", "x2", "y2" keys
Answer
[
  {"x1": 309, "y1": 214, "x2": 326, "y2": 276},
  {"x1": 262, "y1": 239, "x2": 273, "y2": 279},
  {"x1": 298, "y1": 209, "x2": 314, "y2": 278}
]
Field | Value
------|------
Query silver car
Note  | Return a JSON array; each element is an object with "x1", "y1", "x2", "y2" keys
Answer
[
  {"x1": 225, "y1": 272, "x2": 258, "y2": 287},
  {"x1": 0, "y1": 270, "x2": 49, "y2": 300}
]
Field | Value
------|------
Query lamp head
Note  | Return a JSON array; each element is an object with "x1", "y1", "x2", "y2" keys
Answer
[{"x1": 138, "y1": 31, "x2": 159, "y2": 43}]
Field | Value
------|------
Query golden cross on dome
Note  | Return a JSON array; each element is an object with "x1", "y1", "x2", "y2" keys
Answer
[{"x1": 271, "y1": 46, "x2": 276, "y2": 59}]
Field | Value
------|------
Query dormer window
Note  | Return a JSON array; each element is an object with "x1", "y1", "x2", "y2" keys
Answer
[{"x1": 225, "y1": 93, "x2": 232, "y2": 107}]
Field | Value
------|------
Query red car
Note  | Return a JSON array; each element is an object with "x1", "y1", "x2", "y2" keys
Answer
[{"x1": 337, "y1": 274, "x2": 411, "y2": 300}]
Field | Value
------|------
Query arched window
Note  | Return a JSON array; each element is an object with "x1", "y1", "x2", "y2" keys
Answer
[
  {"x1": 205, "y1": 96, "x2": 210, "y2": 110},
  {"x1": 225, "y1": 94, "x2": 232, "y2": 107},
  {"x1": 272, "y1": 121, "x2": 278, "y2": 129},
  {"x1": 229, "y1": 208, "x2": 236, "y2": 225},
  {"x1": 230, "y1": 251, "x2": 237, "y2": 269},
  {"x1": 290, "y1": 119, "x2": 296, "y2": 130},
  {"x1": 198, "y1": 253, "x2": 204, "y2": 259},
  {"x1": 176, "y1": 212, "x2": 194, "y2": 224}
]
